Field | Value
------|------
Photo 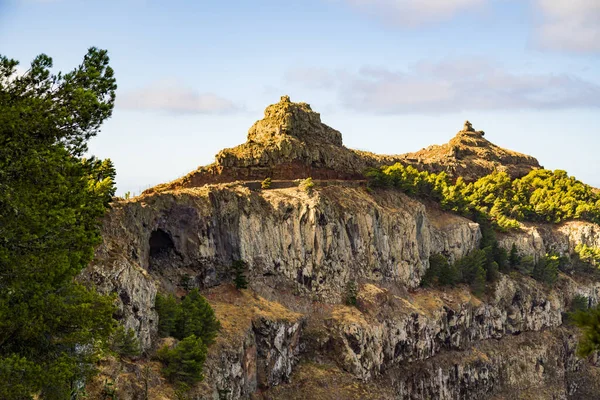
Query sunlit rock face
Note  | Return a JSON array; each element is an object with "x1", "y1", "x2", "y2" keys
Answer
[
  {"x1": 84, "y1": 98, "x2": 600, "y2": 399},
  {"x1": 399, "y1": 121, "x2": 541, "y2": 181}
]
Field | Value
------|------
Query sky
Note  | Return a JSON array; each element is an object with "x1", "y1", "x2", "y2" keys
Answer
[{"x1": 1, "y1": 0, "x2": 599, "y2": 194}]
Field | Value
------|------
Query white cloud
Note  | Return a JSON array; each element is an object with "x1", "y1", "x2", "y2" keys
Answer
[
  {"x1": 534, "y1": 0, "x2": 600, "y2": 52},
  {"x1": 335, "y1": 0, "x2": 486, "y2": 26},
  {"x1": 287, "y1": 59, "x2": 600, "y2": 114},
  {"x1": 118, "y1": 81, "x2": 239, "y2": 114}
]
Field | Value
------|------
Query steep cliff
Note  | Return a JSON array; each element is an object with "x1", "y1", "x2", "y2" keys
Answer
[
  {"x1": 86, "y1": 183, "x2": 600, "y2": 399},
  {"x1": 85, "y1": 98, "x2": 599, "y2": 399}
]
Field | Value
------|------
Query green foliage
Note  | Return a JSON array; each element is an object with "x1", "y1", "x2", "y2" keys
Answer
[
  {"x1": 261, "y1": 177, "x2": 272, "y2": 189},
  {"x1": 509, "y1": 244, "x2": 521, "y2": 268},
  {"x1": 575, "y1": 244, "x2": 600, "y2": 267},
  {"x1": 571, "y1": 295, "x2": 589, "y2": 313},
  {"x1": 110, "y1": 325, "x2": 141, "y2": 358},
  {"x1": 101, "y1": 380, "x2": 118, "y2": 399},
  {"x1": 365, "y1": 165, "x2": 600, "y2": 230},
  {"x1": 516, "y1": 255, "x2": 536, "y2": 276},
  {"x1": 0, "y1": 48, "x2": 117, "y2": 399},
  {"x1": 345, "y1": 280, "x2": 358, "y2": 306},
  {"x1": 232, "y1": 260, "x2": 249, "y2": 290},
  {"x1": 157, "y1": 335, "x2": 207, "y2": 385},
  {"x1": 422, "y1": 250, "x2": 491, "y2": 296},
  {"x1": 421, "y1": 254, "x2": 455, "y2": 287},
  {"x1": 156, "y1": 293, "x2": 181, "y2": 338},
  {"x1": 572, "y1": 305, "x2": 600, "y2": 358},
  {"x1": 299, "y1": 177, "x2": 315, "y2": 193},
  {"x1": 532, "y1": 254, "x2": 560, "y2": 285},
  {"x1": 155, "y1": 290, "x2": 221, "y2": 345},
  {"x1": 178, "y1": 290, "x2": 221, "y2": 346},
  {"x1": 455, "y1": 249, "x2": 488, "y2": 296}
]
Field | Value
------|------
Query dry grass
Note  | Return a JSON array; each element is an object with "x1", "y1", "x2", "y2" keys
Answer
[
  {"x1": 255, "y1": 361, "x2": 395, "y2": 400},
  {"x1": 204, "y1": 285, "x2": 303, "y2": 346}
]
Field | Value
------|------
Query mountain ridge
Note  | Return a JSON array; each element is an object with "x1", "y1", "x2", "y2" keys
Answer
[{"x1": 144, "y1": 97, "x2": 540, "y2": 194}]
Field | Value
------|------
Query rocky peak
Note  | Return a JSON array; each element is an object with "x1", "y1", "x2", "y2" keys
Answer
[
  {"x1": 247, "y1": 95, "x2": 343, "y2": 146},
  {"x1": 400, "y1": 121, "x2": 541, "y2": 181}
]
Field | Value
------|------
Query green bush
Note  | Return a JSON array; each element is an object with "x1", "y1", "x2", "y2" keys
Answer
[
  {"x1": 575, "y1": 244, "x2": 600, "y2": 267},
  {"x1": 516, "y1": 255, "x2": 535, "y2": 276},
  {"x1": 156, "y1": 293, "x2": 181, "y2": 338},
  {"x1": 533, "y1": 254, "x2": 559, "y2": 285},
  {"x1": 261, "y1": 177, "x2": 272, "y2": 189},
  {"x1": 110, "y1": 325, "x2": 141, "y2": 358},
  {"x1": 299, "y1": 177, "x2": 315, "y2": 193},
  {"x1": 571, "y1": 306, "x2": 600, "y2": 357},
  {"x1": 157, "y1": 335, "x2": 207, "y2": 385}
]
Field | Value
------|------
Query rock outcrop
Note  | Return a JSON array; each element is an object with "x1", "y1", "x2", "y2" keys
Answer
[
  {"x1": 400, "y1": 121, "x2": 541, "y2": 181},
  {"x1": 146, "y1": 96, "x2": 404, "y2": 193},
  {"x1": 85, "y1": 182, "x2": 600, "y2": 399},
  {"x1": 145, "y1": 98, "x2": 540, "y2": 195}
]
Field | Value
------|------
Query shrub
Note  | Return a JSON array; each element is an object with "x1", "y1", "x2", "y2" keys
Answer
[
  {"x1": 157, "y1": 335, "x2": 207, "y2": 385},
  {"x1": 575, "y1": 244, "x2": 600, "y2": 267},
  {"x1": 571, "y1": 295, "x2": 589, "y2": 313},
  {"x1": 517, "y1": 256, "x2": 535, "y2": 276},
  {"x1": 261, "y1": 177, "x2": 272, "y2": 189},
  {"x1": 509, "y1": 244, "x2": 521, "y2": 269},
  {"x1": 299, "y1": 177, "x2": 315, "y2": 193},
  {"x1": 571, "y1": 306, "x2": 600, "y2": 357}
]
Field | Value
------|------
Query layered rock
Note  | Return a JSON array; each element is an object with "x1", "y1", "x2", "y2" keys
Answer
[
  {"x1": 86, "y1": 181, "x2": 600, "y2": 395},
  {"x1": 322, "y1": 276, "x2": 600, "y2": 381}
]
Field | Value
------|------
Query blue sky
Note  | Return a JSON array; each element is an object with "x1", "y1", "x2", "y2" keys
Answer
[{"x1": 1, "y1": 0, "x2": 599, "y2": 194}]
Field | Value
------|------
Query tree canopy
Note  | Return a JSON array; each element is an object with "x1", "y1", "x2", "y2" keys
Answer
[
  {"x1": 0, "y1": 48, "x2": 117, "y2": 399},
  {"x1": 366, "y1": 165, "x2": 600, "y2": 230}
]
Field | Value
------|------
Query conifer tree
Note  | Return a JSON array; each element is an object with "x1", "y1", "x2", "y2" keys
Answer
[{"x1": 0, "y1": 48, "x2": 117, "y2": 398}]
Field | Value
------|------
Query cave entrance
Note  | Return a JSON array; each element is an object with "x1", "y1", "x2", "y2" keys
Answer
[{"x1": 148, "y1": 229, "x2": 176, "y2": 270}]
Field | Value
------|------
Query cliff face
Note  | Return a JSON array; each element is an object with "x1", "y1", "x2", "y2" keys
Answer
[
  {"x1": 85, "y1": 99, "x2": 599, "y2": 399},
  {"x1": 86, "y1": 183, "x2": 600, "y2": 399}
]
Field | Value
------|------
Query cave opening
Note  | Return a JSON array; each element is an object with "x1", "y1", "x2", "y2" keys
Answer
[{"x1": 148, "y1": 229, "x2": 176, "y2": 268}]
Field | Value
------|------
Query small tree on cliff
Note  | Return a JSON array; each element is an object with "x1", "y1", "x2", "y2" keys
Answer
[
  {"x1": 232, "y1": 260, "x2": 249, "y2": 290},
  {"x1": 572, "y1": 305, "x2": 600, "y2": 357}
]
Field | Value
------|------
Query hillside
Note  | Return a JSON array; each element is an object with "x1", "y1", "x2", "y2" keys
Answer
[{"x1": 84, "y1": 98, "x2": 600, "y2": 399}]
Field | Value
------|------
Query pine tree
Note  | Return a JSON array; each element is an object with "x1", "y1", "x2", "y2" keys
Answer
[
  {"x1": 509, "y1": 244, "x2": 521, "y2": 269},
  {"x1": 156, "y1": 293, "x2": 181, "y2": 337},
  {"x1": 178, "y1": 289, "x2": 221, "y2": 346},
  {"x1": 110, "y1": 326, "x2": 141, "y2": 358},
  {"x1": 0, "y1": 48, "x2": 117, "y2": 398},
  {"x1": 572, "y1": 306, "x2": 600, "y2": 357},
  {"x1": 157, "y1": 335, "x2": 207, "y2": 385},
  {"x1": 232, "y1": 260, "x2": 249, "y2": 290}
]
